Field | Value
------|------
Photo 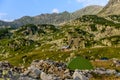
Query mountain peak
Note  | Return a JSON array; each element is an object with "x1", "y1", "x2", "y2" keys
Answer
[
  {"x1": 107, "y1": 0, "x2": 120, "y2": 6},
  {"x1": 109, "y1": 0, "x2": 120, "y2": 4},
  {"x1": 99, "y1": 0, "x2": 120, "y2": 16}
]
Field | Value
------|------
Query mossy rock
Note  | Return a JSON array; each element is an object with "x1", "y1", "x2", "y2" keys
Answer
[{"x1": 67, "y1": 56, "x2": 93, "y2": 70}]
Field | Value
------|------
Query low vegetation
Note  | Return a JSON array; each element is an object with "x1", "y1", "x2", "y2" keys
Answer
[
  {"x1": 0, "y1": 15, "x2": 120, "y2": 69},
  {"x1": 67, "y1": 56, "x2": 93, "y2": 70}
]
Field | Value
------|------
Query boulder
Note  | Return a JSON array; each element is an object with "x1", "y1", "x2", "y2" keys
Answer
[
  {"x1": 106, "y1": 69, "x2": 116, "y2": 75},
  {"x1": 40, "y1": 72, "x2": 53, "y2": 80},
  {"x1": 73, "y1": 70, "x2": 89, "y2": 80},
  {"x1": 18, "y1": 76, "x2": 37, "y2": 80},
  {"x1": 28, "y1": 68, "x2": 41, "y2": 79},
  {"x1": 63, "y1": 69, "x2": 72, "y2": 79},
  {"x1": 116, "y1": 73, "x2": 120, "y2": 77}
]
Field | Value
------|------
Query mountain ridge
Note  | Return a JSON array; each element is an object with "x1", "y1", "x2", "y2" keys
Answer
[
  {"x1": 99, "y1": 0, "x2": 120, "y2": 16},
  {"x1": 72, "y1": 5, "x2": 103, "y2": 19},
  {"x1": 0, "y1": 5, "x2": 103, "y2": 28}
]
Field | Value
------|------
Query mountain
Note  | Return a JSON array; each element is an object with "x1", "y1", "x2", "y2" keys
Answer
[
  {"x1": 72, "y1": 5, "x2": 103, "y2": 19},
  {"x1": 1, "y1": 15, "x2": 120, "y2": 66},
  {"x1": 1, "y1": 2, "x2": 120, "y2": 79},
  {"x1": 99, "y1": 0, "x2": 120, "y2": 16},
  {"x1": 13, "y1": 11, "x2": 71, "y2": 27},
  {"x1": 0, "y1": 5, "x2": 103, "y2": 28},
  {"x1": 0, "y1": 20, "x2": 13, "y2": 27}
]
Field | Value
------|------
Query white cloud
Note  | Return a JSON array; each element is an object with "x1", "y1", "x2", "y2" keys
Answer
[
  {"x1": 0, "y1": 13, "x2": 7, "y2": 16},
  {"x1": 76, "y1": 0, "x2": 108, "y2": 6},
  {"x1": 52, "y1": 8, "x2": 59, "y2": 13},
  {"x1": 76, "y1": 0, "x2": 85, "y2": 3},
  {"x1": 0, "y1": 13, "x2": 7, "y2": 19},
  {"x1": 2, "y1": 19, "x2": 13, "y2": 22},
  {"x1": 0, "y1": 13, "x2": 13, "y2": 22}
]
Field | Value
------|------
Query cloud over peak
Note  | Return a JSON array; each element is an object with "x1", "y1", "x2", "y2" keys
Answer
[
  {"x1": 0, "y1": 13, "x2": 7, "y2": 19},
  {"x1": 76, "y1": 0, "x2": 108, "y2": 6},
  {"x1": 52, "y1": 8, "x2": 59, "y2": 13}
]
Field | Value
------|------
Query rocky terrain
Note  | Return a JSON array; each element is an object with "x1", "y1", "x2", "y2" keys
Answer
[
  {"x1": 0, "y1": 59, "x2": 120, "y2": 80},
  {"x1": 0, "y1": 0, "x2": 120, "y2": 79},
  {"x1": 99, "y1": 0, "x2": 120, "y2": 16}
]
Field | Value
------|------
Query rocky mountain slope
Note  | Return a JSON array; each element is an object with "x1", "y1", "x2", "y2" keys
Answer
[
  {"x1": 72, "y1": 5, "x2": 103, "y2": 19},
  {"x1": 0, "y1": 0, "x2": 120, "y2": 79},
  {"x1": 99, "y1": 0, "x2": 120, "y2": 16},
  {"x1": 0, "y1": 15, "x2": 120, "y2": 65},
  {"x1": 0, "y1": 5, "x2": 103, "y2": 28},
  {"x1": 0, "y1": 0, "x2": 120, "y2": 65}
]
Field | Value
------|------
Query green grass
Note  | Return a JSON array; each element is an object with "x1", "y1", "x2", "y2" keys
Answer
[
  {"x1": 77, "y1": 15, "x2": 120, "y2": 28},
  {"x1": 1, "y1": 45, "x2": 120, "y2": 67},
  {"x1": 77, "y1": 47, "x2": 120, "y2": 59},
  {"x1": 5, "y1": 48, "x2": 71, "y2": 67},
  {"x1": 67, "y1": 56, "x2": 93, "y2": 70}
]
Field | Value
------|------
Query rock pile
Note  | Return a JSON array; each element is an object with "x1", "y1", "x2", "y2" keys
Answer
[
  {"x1": 0, "y1": 60, "x2": 120, "y2": 80},
  {"x1": 20, "y1": 60, "x2": 120, "y2": 80},
  {"x1": 93, "y1": 68, "x2": 117, "y2": 75},
  {"x1": 112, "y1": 58, "x2": 120, "y2": 67},
  {"x1": 0, "y1": 61, "x2": 22, "y2": 80},
  {"x1": 20, "y1": 60, "x2": 72, "y2": 80},
  {"x1": 0, "y1": 61, "x2": 12, "y2": 69}
]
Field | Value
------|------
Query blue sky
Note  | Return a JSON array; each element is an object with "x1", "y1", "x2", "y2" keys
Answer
[{"x1": 0, "y1": 0, "x2": 108, "y2": 21}]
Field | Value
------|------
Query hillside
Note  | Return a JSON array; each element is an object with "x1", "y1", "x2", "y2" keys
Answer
[
  {"x1": 0, "y1": 20, "x2": 14, "y2": 28},
  {"x1": 99, "y1": 0, "x2": 120, "y2": 16},
  {"x1": 13, "y1": 11, "x2": 71, "y2": 27},
  {"x1": 0, "y1": 0, "x2": 120, "y2": 79},
  {"x1": 0, "y1": 0, "x2": 120, "y2": 66},
  {"x1": 72, "y1": 5, "x2": 103, "y2": 19},
  {"x1": 0, "y1": 12, "x2": 120, "y2": 80},
  {"x1": 0, "y1": 15, "x2": 120, "y2": 65},
  {"x1": 0, "y1": 5, "x2": 103, "y2": 28}
]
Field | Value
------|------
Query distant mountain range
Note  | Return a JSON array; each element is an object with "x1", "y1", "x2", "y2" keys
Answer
[
  {"x1": 0, "y1": 5, "x2": 103, "y2": 28},
  {"x1": 1, "y1": 0, "x2": 120, "y2": 28}
]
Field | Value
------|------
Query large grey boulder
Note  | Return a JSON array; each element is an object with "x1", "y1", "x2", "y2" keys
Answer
[
  {"x1": 116, "y1": 73, "x2": 120, "y2": 77},
  {"x1": 29, "y1": 68, "x2": 41, "y2": 79},
  {"x1": 106, "y1": 69, "x2": 116, "y2": 75},
  {"x1": 94, "y1": 68, "x2": 106, "y2": 75},
  {"x1": 22, "y1": 65, "x2": 41, "y2": 79},
  {"x1": 73, "y1": 70, "x2": 89, "y2": 80},
  {"x1": 18, "y1": 76, "x2": 37, "y2": 80},
  {"x1": 40, "y1": 72, "x2": 60, "y2": 80},
  {"x1": 28, "y1": 67, "x2": 41, "y2": 79}
]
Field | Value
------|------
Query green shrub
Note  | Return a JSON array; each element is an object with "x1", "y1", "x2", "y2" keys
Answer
[
  {"x1": 90, "y1": 24, "x2": 97, "y2": 31},
  {"x1": 67, "y1": 56, "x2": 93, "y2": 70}
]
